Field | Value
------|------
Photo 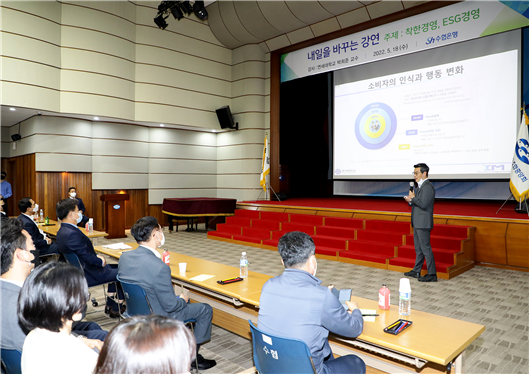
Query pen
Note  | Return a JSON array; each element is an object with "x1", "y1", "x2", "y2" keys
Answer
[
  {"x1": 386, "y1": 321, "x2": 400, "y2": 330},
  {"x1": 223, "y1": 276, "x2": 240, "y2": 281},
  {"x1": 362, "y1": 314, "x2": 379, "y2": 317},
  {"x1": 395, "y1": 321, "x2": 408, "y2": 333}
]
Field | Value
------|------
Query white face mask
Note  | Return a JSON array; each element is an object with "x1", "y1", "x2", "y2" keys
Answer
[
  {"x1": 33, "y1": 204, "x2": 39, "y2": 213},
  {"x1": 70, "y1": 192, "x2": 77, "y2": 198},
  {"x1": 159, "y1": 230, "x2": 165, "y2": 247},
  {"x1": 312, "y1": 256, "x2": 317, "y2": 277},
  {"x1": 74, "y1": 211, "x2": 83, "y2": 224}
]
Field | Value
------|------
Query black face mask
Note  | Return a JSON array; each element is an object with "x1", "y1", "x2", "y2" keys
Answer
[{"x1": 1, "y1": 175, "x2": 5, "y2": 180}]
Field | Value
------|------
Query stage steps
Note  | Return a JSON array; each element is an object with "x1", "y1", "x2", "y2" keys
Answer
[{"x1": 207, "y1": 209, "x2": 476, "y2": 279}]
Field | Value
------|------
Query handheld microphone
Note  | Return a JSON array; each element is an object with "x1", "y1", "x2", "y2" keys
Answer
[{"x1": 409, "y1": 181, "x2": 415, "y2": 193}]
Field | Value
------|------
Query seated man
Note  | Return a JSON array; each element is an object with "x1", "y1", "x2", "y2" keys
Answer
[
  {"x1": 258, "y1": 231, "x2": 366, "y2": 374},
  {"x1": 118, "y1": 216, "x2": 216, "y2": 371},
  {"x1": 0, "y1": 218, "x2": 107, "y2": 356},
  {"x1": 17, "y1": 197, "x2": 59, "y2": 258},
  {"x1": 67, "y1": 187, "x2": 89, "y2": 226},
  {"x1": 55, "y1": 198, "x2": 123, "y2": 318}
]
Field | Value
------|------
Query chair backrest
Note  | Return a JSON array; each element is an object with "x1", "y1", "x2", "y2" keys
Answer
[
  {"x1": 1, "y1": 349, "x2": 22, "y2": 374},
  {"x1": 248, "y1": 320, "x2": 316, "y2": 374},
  {"x1": 116, "y1": 274, "x2": 153, "y2": 316},
  {"x1": 62, "y1": 252, "x2": 83, "y2": 272}
]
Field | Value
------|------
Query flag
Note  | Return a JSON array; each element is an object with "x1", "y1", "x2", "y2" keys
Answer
[
  {"x1": 510, "y1": 109, "x2": 529, "y2": 202},
  {"x1": 260, "y1": 136, "x2": 270, "y2": 191}
]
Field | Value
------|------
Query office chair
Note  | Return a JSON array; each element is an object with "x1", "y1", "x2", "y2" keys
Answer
[
  {"x1": 248, "y1": 320, "x2": 316, "y2": 374},
  {"x1": 116, "y1": 274, "x2": 199, "y2": 373},
  {"x1": 1, "y1": 348, "x2": 22, "y2": 374}
]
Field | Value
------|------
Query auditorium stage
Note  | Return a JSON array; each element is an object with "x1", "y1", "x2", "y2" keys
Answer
[{"x1": 240, "y1": 196, "x2": 528, "y2": 221}]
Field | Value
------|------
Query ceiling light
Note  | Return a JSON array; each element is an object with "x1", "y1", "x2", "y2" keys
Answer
[
  {"x1": 193, "y1": 0, "x2": 208, "y2": 20},
  {"x1": 180, "y1": 1, "x2": 193, "y2": 15},
  {"x1": 9, "y1": 108, "x2": 16, "y2": 111},
  {"x1": 170, "y1": 4, "x2": 183, "y2": 20},
  {"x1": 93, "y1": 117, "x2": 99, "y2": 120},
  {"x1": 160, "y1": 124, "x2": 165, "y2": 127},
  {"x1": 154, "y1": 13, "x2": 169, "y2": 29}
]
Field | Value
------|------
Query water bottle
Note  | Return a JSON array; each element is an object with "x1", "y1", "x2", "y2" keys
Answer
[
  {"x1": 239, "y1": 252, "x2": 248, "y2": 278},
  {"x1": 399, "y1": 278, "x2": 411, "y2": 316},
  {"x1": 39, "y1": 209, "x2": 44, "y2": 222},
  {"x1": 378, "y1": 284, "x2": 391, "y2": 310},
  {"x1": 88, "y1": 218, "x2": 94, "y2": 233}
]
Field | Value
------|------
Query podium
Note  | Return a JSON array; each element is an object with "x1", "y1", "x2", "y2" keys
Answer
[{"x1": 100, "y1": 193, "x2": 129, "y2": 239}]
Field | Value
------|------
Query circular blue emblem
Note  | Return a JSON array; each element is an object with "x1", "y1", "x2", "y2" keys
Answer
[
  {"x1": 113, "y1": 204, "x2": 121, "y2": 210},
  {"x1": 516, "y1": 138, "x2": 529, "y2": 165},
  {"x1": 355, "y1": 102, "x2": 397, "y2": 149}
]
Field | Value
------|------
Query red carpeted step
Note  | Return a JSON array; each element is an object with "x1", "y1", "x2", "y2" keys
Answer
[
  {"x1": 289, "y1": 214, "x2": 324, "y2": 226},
  {"x1": 398, "y1": 246, "x2": 456, "y2": 264},
  {"x1": 316, "y1": 226, "x2": 356, "y2": 239},
  {"x1": 260, "y1": 211, "x2": 289, "y2": 222},
  {"x1": 251, "y1": 219, "x2": 281, "y2": 230},
  {"x1": 207, "y1": 231, "x2": 233, "y2": 239},
  {"x1": 241, "y1": 227, "x2": 272, "y2": 240},
  {"x1": 216, "y1": 224, "x2": 242, "y2": 235},
  {"x1": 312, "y1": 235, "x2": 349, "y2": 250},
  {"x1": 281, "y1": 222, "x2": 316, "y2": 235},
  {"x1": 315, "y1": 246, "x2": 339, "y2": 257},
  {"x1": 431, "y1": 224, "x2": 469, "y2": 238},
  {"x1": 232, "y1": 234, "x2": 263, "y2": 244},
  {"x1": 365, "y1": 220, "x2": 411, "y2": 233},
  {"x1": 404, "y1": 234, "x2": 462, "y2": 251},
  {"x1": 346, "y1": 240, "x2": 396, "y2": 256},
  {"x1": 388, "y1": 257, "x2": 451, "y2": 273},
  {"x1": 263, "y1": 239, "x2": 279, "y2": 247},
  {"x1": 339, "y1": 251, "x2": 391, "y2": 264},
  {"x1": 356, "y1": 230, "x2": 404, "y2": 245},
  {"x1": 324, "y1": 217, "x2": 364, "y2": 229},
  {"x1": 234, "y1": 209, "x2": 260, "y2": 219},
  {"x1": 271, "y1": 230, "x2": 287, "y2": 240},
  {"x1": 226, "y1": 217, "x2": 252, "y2": 227}
]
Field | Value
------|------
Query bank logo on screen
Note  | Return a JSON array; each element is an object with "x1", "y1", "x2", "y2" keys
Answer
[
  {"x1": 516, "y1": 138, "x2": 529, "y2": 165},
  {"x1": 355, "y1": 102, "x2": 397, "y2": 149}
]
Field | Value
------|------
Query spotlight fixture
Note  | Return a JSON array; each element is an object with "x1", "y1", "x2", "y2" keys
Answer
[
  {"x1": 11, "y1": 134, "x2": 21, "y2": 141},
  {"x1": 9, "y1": 107, "x2": 16, "y2": 111},
  {"x1": 93, "y1": 117, "x2": 99, "y2": 120},
  {"x1": 154, "y1": 1, "x2": 207, "y2": 29}
]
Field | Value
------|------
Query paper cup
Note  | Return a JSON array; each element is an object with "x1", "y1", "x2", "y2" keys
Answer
[{"x1": 179, "y1": 263, "x2": 187, "y2": 274}]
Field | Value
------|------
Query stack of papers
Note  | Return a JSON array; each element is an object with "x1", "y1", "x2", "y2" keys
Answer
[{"x1": 104, "y1": 243, "x2": 133, "y2": 250}]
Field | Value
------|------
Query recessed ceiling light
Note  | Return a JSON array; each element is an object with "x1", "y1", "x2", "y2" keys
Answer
[
  {"x1": 93, "y1": 117, "x2": 99, "y2": 120},
  {"x1": 9, "y1": 108, "x2": 16, "y2": 111},
  {"x1": 212, "y1": 130, "x2": 218, "y2": 133},
  {"x1": 160, "y1": 124, "x2": 164, "y2": 127}
]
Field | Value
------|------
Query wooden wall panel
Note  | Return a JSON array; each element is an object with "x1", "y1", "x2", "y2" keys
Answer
[
  {"x1": 506, "y1": 223, "x2": 529, "y2": 268},
  {"x1": 1, "y1": 154, "x2": 36, "y2": 216}
]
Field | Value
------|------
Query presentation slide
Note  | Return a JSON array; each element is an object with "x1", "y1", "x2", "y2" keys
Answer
[{"x1": 333, "y1": 50, "x2": 518, "y2": 180}]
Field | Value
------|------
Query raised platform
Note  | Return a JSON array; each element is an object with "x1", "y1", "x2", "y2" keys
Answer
[{"x1": 228, "y1": 197, "x2": 528, "y2": 272}]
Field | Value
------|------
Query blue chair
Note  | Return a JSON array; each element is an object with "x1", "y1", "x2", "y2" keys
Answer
[
  {"x1": 1, "y1": 348, "x2": 22, "y2": 374},
  {"x1": 116, "y1": 274, "x2": 199, "y2": 373},
  {"x1": 248, "y1": 320, "x2": 316, "y2": 374},
  {"x1": 62, "y1": 252, "x2": 118, "y2": 312}
]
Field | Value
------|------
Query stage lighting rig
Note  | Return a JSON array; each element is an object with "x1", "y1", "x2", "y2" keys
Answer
[{"x1": 154, "y1": 1, "x2": 207, "y2": 29}]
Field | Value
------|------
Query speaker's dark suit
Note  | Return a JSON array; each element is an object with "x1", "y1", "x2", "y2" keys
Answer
[
  {"x1": 410, "y1": 179, "x2": 436, "y2": 275},
  {"x1": 56, "y1": 223, "x2": 117, "y2": 287},
  {"x1": 17, "y1": 214, "x2": 59, "y2": 256},
  {"x1": 118, "y1": 246, "x2": 213, "y2": 345}
]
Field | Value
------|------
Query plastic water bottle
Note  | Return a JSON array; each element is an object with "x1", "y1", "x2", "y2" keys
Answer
[
  {"x1": 399, "y1": 278, "x2": 411, "y2": 316},
  {"x1": 39, "y1": 209, "x2": 44, "y2": 222},
  {"x1": 88, "y1": 218, "x2": 94, "y2": 233},
  {"x1": 378, "y1": 284, "x2": 391, "y2": 310},
  {"x1": 239, "y1": 252, "x2": 248, "y2": 278}
]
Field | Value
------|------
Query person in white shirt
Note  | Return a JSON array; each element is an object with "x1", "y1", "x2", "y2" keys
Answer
[{"x1": 18, "y1": 262, "x2": 100, "y2": 374}]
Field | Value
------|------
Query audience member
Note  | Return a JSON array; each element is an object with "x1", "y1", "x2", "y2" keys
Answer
[
  {"x1": 0, "y1": 218, "x2": 107, "y2": 356},
  {"x1": 94, "y1": 315, "x2": 196, "y2": 374},
  {"x1": 55, "y1": 198, "x2": 124, "y2": 318},
  {"x1": 18, "y1": 197, "x2": 59, "y2": 258},
  {"x1": 118, "y1": 216, "x2": 216, "y2": 370},
  {"x1": 18, "y1": 262, "x2": 101, "y2": 374},
  {"x1": 258, "y1": 231, "x2": 366, "y2": 374},
  {"x1": 68, "y1": 186, "x2": 89, "y2": 226},
  {"x1": 1, "y1": 171, "x2": 12, "y2": 215}
]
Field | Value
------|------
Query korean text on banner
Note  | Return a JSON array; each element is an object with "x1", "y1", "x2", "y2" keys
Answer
[
  {"x1": 260, "y1": 136, "x2": 270, "y2": 191},
  {"x1": 510, "y1": 110, "x2": 529, "y2": 201}
]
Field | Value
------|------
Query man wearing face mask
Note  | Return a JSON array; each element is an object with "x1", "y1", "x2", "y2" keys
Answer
[
  {"x1": 67, "y1": 187, "x2": 89, "y2": 226},
  {"x1": 55, "y1": 198, "x2": 124, "y2": 318},
  {"x1": 118, "y1": 216, "x2": 216, "y2": 371},
  {"x1": 17, "y1": 197, "x2": 57, "y2": 262},
  {"x1": 1, "y1": 219, "x2": 108, "y2": 355},
  {"x1": 258, "y1": 231, "x2": 365, "y2": 374}
]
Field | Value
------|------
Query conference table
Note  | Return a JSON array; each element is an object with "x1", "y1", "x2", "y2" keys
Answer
[
  {"x1": 94, "y1": 242, "x2": 485, "y2": 374},
  {"x1": 39, "y1": 222, "x2": 108, "y2": 243}
]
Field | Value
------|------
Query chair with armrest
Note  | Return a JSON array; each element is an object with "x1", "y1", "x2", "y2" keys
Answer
[
  {"x1": 1, "y1": 348, "x2": 22, "y2": 374},
  {"x1": 248, "y1": 320, "x2": 316, "y2": 374},
  {"x1": 116, "y1": 274, "x2": 199, "y2": 373}
]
